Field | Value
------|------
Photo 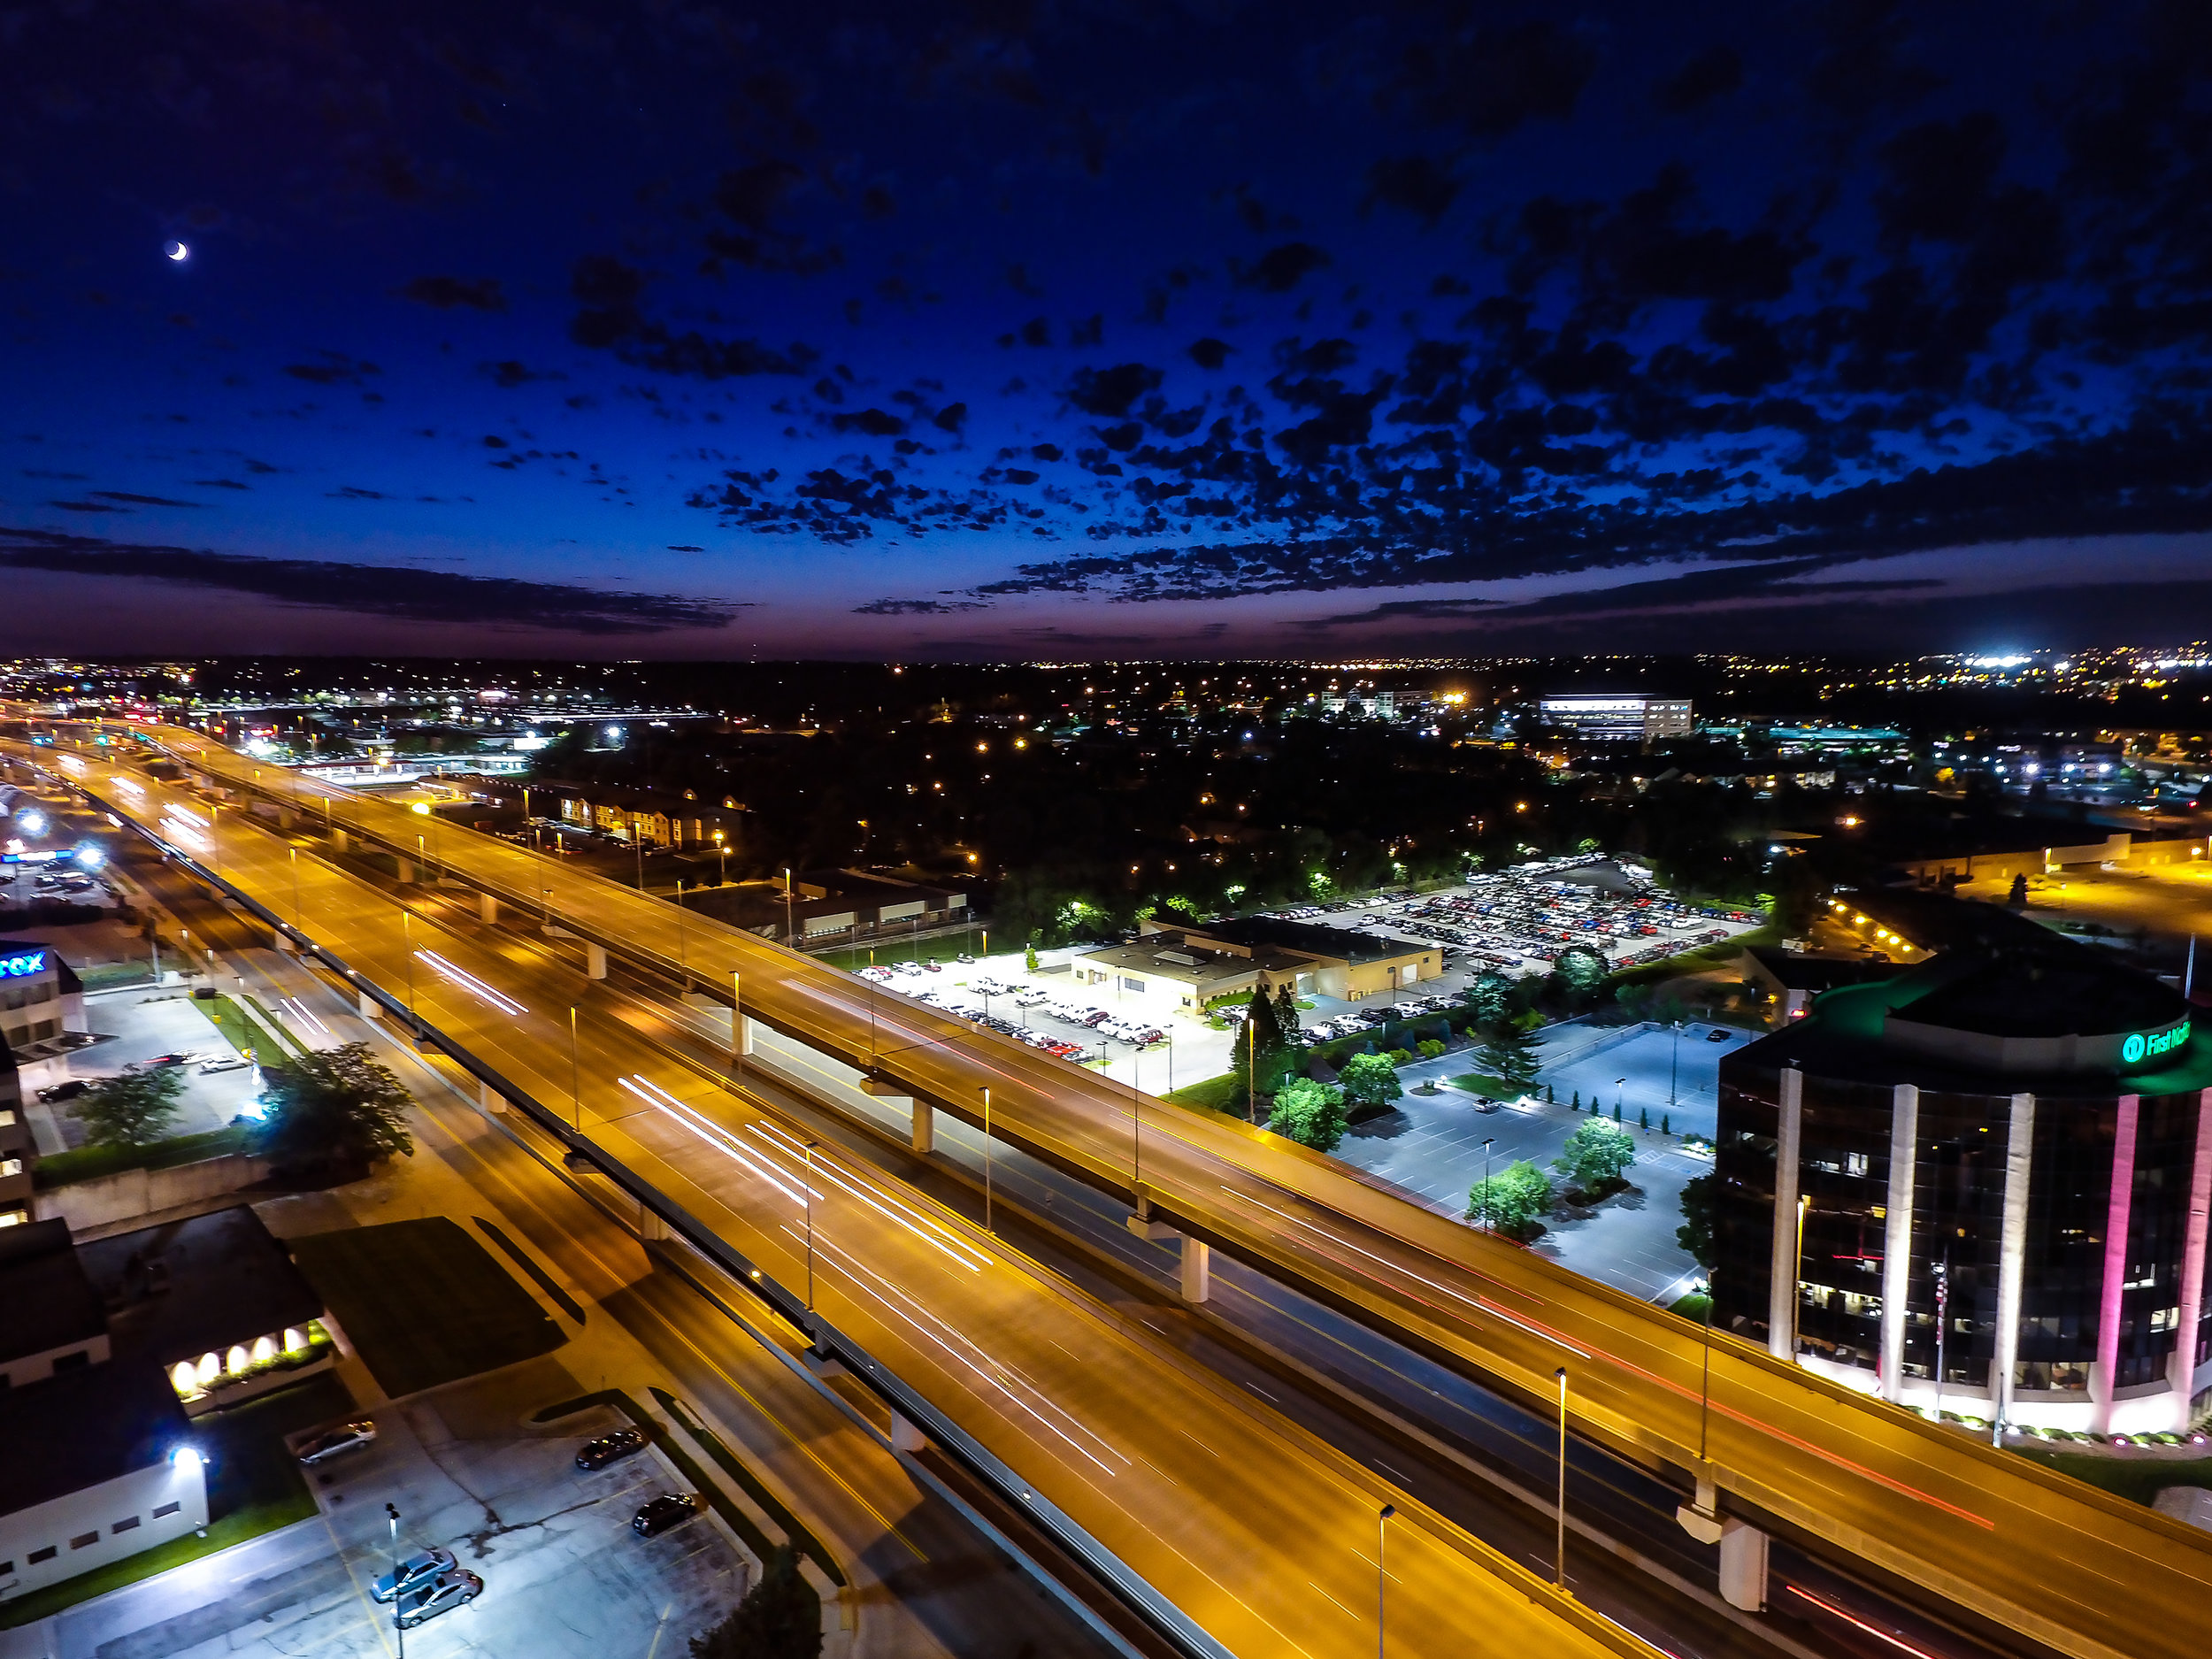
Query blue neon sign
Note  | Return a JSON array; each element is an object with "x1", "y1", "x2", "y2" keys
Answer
[{"x1": 0, "y1": 949, "x2": 48, "y2": 979}]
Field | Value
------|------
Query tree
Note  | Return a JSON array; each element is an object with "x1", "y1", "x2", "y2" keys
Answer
[
  {"x1": 75, "y1": 1065, "x2": 185, "y2": 1148},
  {"x1": 1555, "y1": 1118, "x2": 1635, "y2": 1195},
  {"x1": 255, "y1": 1042, "x2": 415, "y2": 1175},
  {"x1": 1267, "y1": 1077, "x2": 1348, "y2": 1153},
  {"x1": 1551, "y1": 946, "x2": 1608, "y2": 1010},
  {"x1": 1472, "y1": 1019, "x2": 1540, "y2": 1094},
  {"x1": 1469, "y1": 1160, "x2": 1553, "y2": 1238},
  {"x1": 1025, "y1": 942, "x2": 1040, "y2": 972},
  {"x1": 2007, "y1": 872, "x2": 2029, "y2": 908},
  {"x1": 1677, "y1": 1172, "x2": 1717, "y2": 1271},
  {"x1": 1338, "y1": 1052, "x2": 1403, "y2": 1114},
  {"x1": 691, "y1": 1546, "x2": 819, "y2": 1659},
  {"x1": 1463, "y1": 972, "x2": 1511, "y2": 1032},
  {"x1": 1271, "y1": 982, "x2": 1301, "y2": 1046},
  {"x1": 1230, "y1": 986, "x2": 1297, "y2": 1099}
]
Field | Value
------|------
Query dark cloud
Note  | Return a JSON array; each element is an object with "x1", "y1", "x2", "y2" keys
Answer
[
  {"x1": 853, "y1": 597, "x2": 990, "y2": 614},
  {"x1": 1233, "y1": 242, "x2": 1332, "y2": 292},
  {"x1": 192, "y1": 479, "x2": 250, "y2": 490},
  {"x1": 1066, "y1": 363, "x2": 1164, "y2": 418},
  {"x1": 1187, "y1": 338, "x2": 1233, "y2": 369},
  {"x1": 396, "y1": 275, "x2": 507, "y2": 311},
  {"x1": 89, "y1": 491, "x2": 202, "y2": 507},
  {"x1": 1365, "y1": 156, "x2": 1461, "y2": 226},
  {"x1": 1390, "y1": 18, "x2": 1596, "y2": 139},
  {"x1": 284, "y1": 352, "x2": 382, "y2": 387},
  {"x1": 1655, "y1": 45, "x2": 1742, "y2": 113},
  {"x1": 566, "y1": 254, "x2": 817, "y2": 379},
  {"x1": 479, "y1": 359, "x2": 566, "y2": 388},
  {"x1": 0, "y1": 526, "x2": 744, "y2": 634},
  {"x1": 830, "y1": 408, "x2": 907, "y2": 436}
]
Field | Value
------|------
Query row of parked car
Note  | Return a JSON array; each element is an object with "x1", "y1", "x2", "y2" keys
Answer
[
  {"x1": 286, "y1": 1418, "x2": 705, "y2": 1630},
  {"x1": 1301, "y1": 993, "x2": 1459, "y2": 1045}
]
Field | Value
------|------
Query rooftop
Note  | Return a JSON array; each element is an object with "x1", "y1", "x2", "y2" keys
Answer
[
  {"x1": 78, "y1": 1205, "x2": 325, "y2": 1368},
  {"x1": 0, "y1": 1218, "x2": 107, "y2": 1364},
  {"x1": 1187, "y1": 915, "x2": 1431, "y2": 965},
  {"x1": 0, "y1": 1359, "x2": 196, "y2": 1516}
]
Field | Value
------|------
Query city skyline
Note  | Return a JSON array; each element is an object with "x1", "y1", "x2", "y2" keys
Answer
[{"x1": 9, "y1": 1, "x2": 2212, "y2": 658}]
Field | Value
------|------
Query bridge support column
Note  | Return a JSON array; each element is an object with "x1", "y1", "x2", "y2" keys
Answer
[
  {"x1": 1179, "y1": 1237, "x2": 1211, "y2": 1304},
  {"x1": 585, "y1": 941, "x2": 608, "y2": 979},
  {"x1": 358, "y1": 992, "x2": 382, "y2": 1020},
  {"x1": 395, "y1": 856, "x2": 417, "y2": 884},
  {"x1": 480, "y1": 1079, "x2": 506, "y2": 1115},
  {"x1": 1878, "y1": 1083, "x2": 1919, "y2": 1402},
  {"x1": 890, "y1": 1410, "x2": 929, "y2": 1453},
  {"x1": 910, "y1": 1101, "x2": 933, "y2": 1154},
  {"x1": 479, "y1": 890, "x2": 499, "y2": 924},
  {"x1": 738, "y1": 1014, "x2": 757, "y2": 1056},
  {"x1": 330, "y1": 828, "x2": 349, "y2": 854},
  {"x1": 272, "y1": 930, "x2": 295, "y2": 953},
  {"x1": 277, "y1": 805, "x2": 296, "y2": 829},
  {"x1": 1718, "y1": 1519, "x2": 1768, "y2": 1612},
  {"x1": 639, "y1": 1205, "x2": 672, "y2": 1241}
]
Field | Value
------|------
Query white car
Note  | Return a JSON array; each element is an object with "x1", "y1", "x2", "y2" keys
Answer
[
  {"x1": 858, "y1": 964, "x2": 894, "y2": 981},
  {"x1": 1012, "y1": 988, "x2": 1050, "y2": 1007},
  {"x1": 199, "y1": 1054, "x2": 253, "y2": 1074}
]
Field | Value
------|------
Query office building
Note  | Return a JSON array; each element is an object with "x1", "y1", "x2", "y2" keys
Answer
[
  {"x1": 1713, "y1": 898, "x2": 2211, "y2": 1435},
  {"x1": 1538, "y1": 695, "x2": 1694, "y2": 743}
]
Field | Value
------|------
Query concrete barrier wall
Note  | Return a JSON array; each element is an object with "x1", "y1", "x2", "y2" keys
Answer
[{"x1": 35, "y1": 1152, "x2": 268, "y2": 1233}]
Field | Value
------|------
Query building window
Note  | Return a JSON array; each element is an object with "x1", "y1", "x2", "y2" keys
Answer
[
  {"x1": 153, "y1": 1502, "x2": 182, "y2": 1518},
  {"x1": 52, "y1": 1349, "x2": 89, "y2": 1371},
  {"x1": 28, "y1": 1547, "x2": 56, "y2": 1564},
  {"x1": 70, "y1": 1532, "x2": 99, "y2": 1549},
  {"x1": 0, "y1": 1560, "x2": 12, "y2": 1575},
  {"x1": 111, "y1": 1516, "x2": 140, "y2": 1534}
]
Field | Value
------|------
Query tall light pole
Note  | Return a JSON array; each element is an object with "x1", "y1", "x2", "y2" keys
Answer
[
  {"x1": 401, "y1": 909, "x2": 415, "y2": 1017},
  {"x1": 568, "y1": 1006, "x2": 581, "y2": 1132},
  {"x1": 1669, "y1": 1019, "x2": 1680, "y2": 1114},
  {"x1": 731, "y1": 969, "x2": 743, "y2": 1083},
  {"x1": 1554, "y1": 1367, "x2": 1570, "y2": 1590},
  {"x1": 803, "y1": 1140, "x2": 818, "y2": 1310},
  {"x1": 1480, "y1": 1137, "x2": 1495, "y2": 1233},
  {"x1": 289, "y1": 845, "x2": 302, "y2": 927},
  {"x1": 675, "y1": 880, "x2": 688, "y2": 992},
  {"x1": 783, "y1": 866, "x2": 795, "y2": 946},
  {"x1": 386, "y1": 1502, "x2": 406, "y2": 1659},
  {"x1": 981, "y1": 1086, "x2": 994, "y2": 1233},
  {"x1": 1377, "y1": 1502, "x2": 1395, "y2": 1659}
]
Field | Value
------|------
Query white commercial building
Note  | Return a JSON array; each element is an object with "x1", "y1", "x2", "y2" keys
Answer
[{"x1": 1538, "y1": 695, "x2": 1694, "y2": 743}]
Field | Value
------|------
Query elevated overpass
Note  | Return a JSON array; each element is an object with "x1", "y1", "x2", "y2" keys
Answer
[{"x1": 22, "y1": 718, "x2": 2212, "y2": 1659}]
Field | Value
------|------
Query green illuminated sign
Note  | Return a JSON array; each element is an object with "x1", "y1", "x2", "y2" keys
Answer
[{"x1": 2122, "y1": 1022, "x2": 2190, "y2": 1065}]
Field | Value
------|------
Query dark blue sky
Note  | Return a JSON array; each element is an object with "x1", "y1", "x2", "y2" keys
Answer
[{"x1": 7, "y1": 0, "x2": 2212, "y2": 658}]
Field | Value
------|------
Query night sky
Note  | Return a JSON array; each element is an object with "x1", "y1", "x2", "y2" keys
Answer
[{"x1": 9, "y1": 1, "x2": 2212, "y2": 659}]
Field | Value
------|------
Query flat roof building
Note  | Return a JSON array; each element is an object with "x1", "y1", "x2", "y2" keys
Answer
[
  {"x1": 1714, "y1": 897, "x2": 2212, "y2": 1436},
  {"x1": 1125, "y1": 915, "x2": 1440, "y2": 1003},
  {"x1": 1538, "y1": 695, "x2": 1694, "y2": 744}
]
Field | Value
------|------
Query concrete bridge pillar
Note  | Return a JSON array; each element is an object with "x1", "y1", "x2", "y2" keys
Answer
[
  {"x1": 586, "y1": 941, "x2": 608, "y2": 979},
  {"x1": 277, "y1": 805, "x2": 296, "y2": 829},
  {"x1": 909, "y1": 1101, "x2": 933, "y2": 1153},
  {"x1": 1718, "y1": 1519, "x2": 1769, "y2": 1612},
  {"x1": 479, "y1": 890, "x2": 499, "y2": 925},
  {"x1": 480, "y1": 1079, "x2": 506, "y2": 1115},
  {"x1": 330, "y1": 828, "x2": 349, "y2": 854},
  {"x1": 738, "y1": 1014, "x2": 757, "y2": 1056},
  {"x1": 395, "y1": 856, "x2": 416, "y2": 884},
  {"x1": 1126, "y1": 1213, "x2": 1211, "y2": 1303},
  {"x1": 358, "y1": 992, "x2": 382, "y2": 1020},
  {"x1": 890, "y1": 1410, "x2": 928, "y2": 1453}
]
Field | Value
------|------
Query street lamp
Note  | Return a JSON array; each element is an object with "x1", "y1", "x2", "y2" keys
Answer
[
  {"x1": 803, "y1": 1140, "x2": 818, "y2": 1310},
  {"x1": 1480, "y1": 1136, "x2": 1495, "y2": 1233},
  {"x1": 386, "y1": 1502, "x2": 407, "y2": 1659},
  {"x1": 1377, "y1": 1502, "x2": 1395, "y2": 1659},
  {"x1": 401, "y1": 909, "x2": 415, "y2": 1016},
  {"x1": 1554, "y1": 1367, "x2": 1570, "y2": 1589},
  {"x1": 569, "y1": 1006, "x2": 581, "y2": 1132},
  {"x1": 981, "y1": 1085, "x2": 994, "y2": 1233},
  {"x1": 675, "y1": 880, "x2": 688, "y2": 992},
  {"x1": 783, "y1": 866, "x2": 795, "y2": 945}
]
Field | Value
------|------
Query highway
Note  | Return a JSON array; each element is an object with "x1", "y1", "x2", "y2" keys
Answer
[
  {"x1": 32, "y1": 733, "x2": 1670, "y2": 1659},
  {"x1": 35, "y1": 719, "x2": 2212, "y2": 1659}
]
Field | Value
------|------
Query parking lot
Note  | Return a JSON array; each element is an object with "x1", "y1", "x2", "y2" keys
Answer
[
  {"x1": 29, "y1": 1371, "x2": 753, "y2": 1659},
  {"x1": 23, "y1": 984, "x2": 267, "y2": 1155}
]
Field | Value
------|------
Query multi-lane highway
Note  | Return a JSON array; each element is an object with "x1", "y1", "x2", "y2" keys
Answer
[
  {"x1": 27, "y1": 733, "x2": 1673, "y2": 1659},
  {"x1": 29, "y1": 719, "x2": 2212, "y2": 1659}
]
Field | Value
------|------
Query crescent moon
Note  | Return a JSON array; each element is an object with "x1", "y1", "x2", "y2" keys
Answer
[{"x1": 165, "y1": 241, "x2": 188, "y2": 261}]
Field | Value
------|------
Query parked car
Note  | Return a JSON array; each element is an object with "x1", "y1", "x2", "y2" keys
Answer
[
  {"x1": 955, "y1": 953, "x2": 976, "y2": 964},
  {"x1": 396, "y1": 1568, "x2": 482, "y2": 1628},
  {"x1": 296, "y1": 1419, "x2": 377, "y2": 1465},
  {"x1": 199, "y1": 1054, "x2": 252, "y2": 1073},
  {"x1": 633, "y1": 1494, "x2": 703, "y2": 1538},
  {"x1": 1706, "y1": 1027, "x2": 1732, "y2": 1042},
  {"x1": 1013, "y1": 988, "x2": 1050, "y2": 1007},
  {"x1": 373, "y1": 1548, "x2": 457, "y2": 1603},
  {"x1": 921, "y1": 960, "x2": 943, "y2": 972},
  {"x1": 575, "y1": 1426, "x2": 649, "y2": 1471},
  {"x1": 35, "y1": 1079, "x2": 87, "y2": 1103}
]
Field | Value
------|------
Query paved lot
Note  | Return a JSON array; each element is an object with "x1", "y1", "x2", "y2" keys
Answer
[
  {"x1": 1329, "y1": 1031, "x2": 1713, "y2": 1305},
  {"x1": 28, "y1": 1368, "x2": 751, "y2": 1659},
  {"x1": 1534, "y1": 1020, "x2": 1759, "y2": 1140},
  {"x1": 27, "y1": 987, "x2": 265, "y2": 1154}
]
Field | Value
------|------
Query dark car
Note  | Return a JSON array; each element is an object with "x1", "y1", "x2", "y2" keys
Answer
[
  {"x1": 1707, "y1": 1027, "x2": 1731, "y2": 1042},
  {"x1": 373, "y1": 1548, "x2": 457, "y2": 1603},
  {"x1": 632, "y1": 1494, "x2": 703, "y2": 1538},
  {"x1": 295, "y1": 1419, "x2": 377, "y2": 1465},
  {"x1": 575, "y1": 1426, "x2": 649, "y2": 1471},
  {"x1": 35, "y1": 1079, "x2": 87, "y2": 1103},
  {"x1": 396, "y1": 1568, "x2": 482, "y2": 1628}
]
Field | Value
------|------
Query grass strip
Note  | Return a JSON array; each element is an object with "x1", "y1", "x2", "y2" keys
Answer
[
  {"x1": 242, "y1": 992, "x2": 315, "y2": 1059},
  {"x1": 649, "y1": 1386, "x2": 842, "y2": 1586},
  {"x1": 1161, "y1": 1072, "x2": 1249, "y2": 1115},
  {"x1": 288, "y1": 1217, "x2": 565, "y2": 1397},
  {"x1": 2011, "y1": 1448, "x2": 2212, "y2": 1506},
  {"x1": 472, "y1": 1217, "x2": 587, "y2": 1323}
]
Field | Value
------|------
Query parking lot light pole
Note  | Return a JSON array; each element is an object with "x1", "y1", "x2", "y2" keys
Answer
[
  {"x1": 1377, "y1": 1502, "x2": 1395, "y2": 1659},
  {"x1": 386, "y1": 1502, "x2": 406, "y2": 1659},
  {"x1": 1555, "y1": 1367, "x2": 1570, "y2": 1589},
  {"x1": 569, "y1": 1006, "x2": 581, "y2": 1132},
  {"x1": 803, "y1": 1141, "x2": 818, "y2": 1310},
  {"x1": 981, "y1": 1086, "x2": 994, "y2": 1233},
  {"x1": 1481, "y1": 1137, "x2": 1495, "y2": 1233}
]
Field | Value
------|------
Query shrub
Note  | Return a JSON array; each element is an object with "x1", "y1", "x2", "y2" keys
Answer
[
  {"x1": 1469, "y1": 1160, "x2": 1553, "y2": 1238},
  {"x1": 1385, "y1": 1046, "x2": 1413, "y2": 1065},
  {"x1": 1338, "y1": 1052, "x2": 1404, "y2": 1114},
  {"x1": 1555, "y1": 1118, "x2": 1635, "y2": 1195},
  {"x1": 1267, "y1": 1077, "x2": 1349, "y2": 1153},
  {"x1": 75, "y1": 1065, "x2": 186, "y2": 1149},
  {"x1": 1416, "y1": 1039, "x2": 1446, "y2": 1059}
]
